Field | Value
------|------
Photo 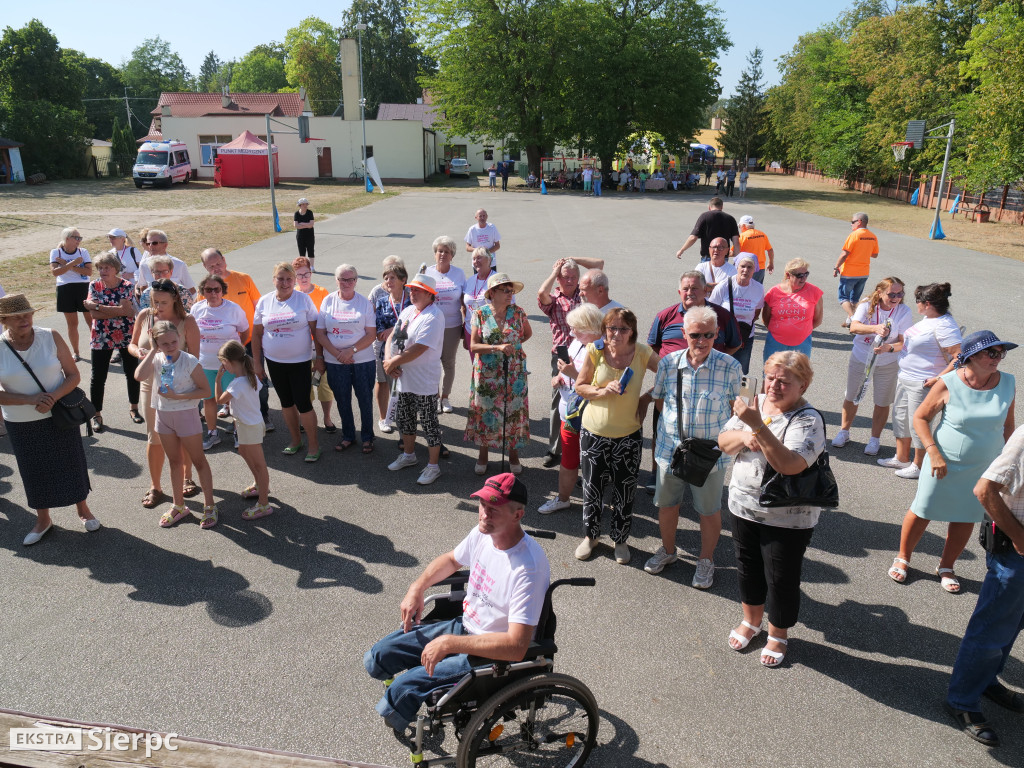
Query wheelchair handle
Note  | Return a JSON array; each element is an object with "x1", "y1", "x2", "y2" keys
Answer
[
  {"x1": 526, "y1": 529, "x2": 555, "y2": 539},
  {"x1": 552, "y1": 577, "x2": 596, "y2": 588}
]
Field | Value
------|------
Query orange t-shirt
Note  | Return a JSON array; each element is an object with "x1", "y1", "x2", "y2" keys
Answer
[
  {"x1": 739, "y1": 228, "x2": 773, "y2": 270},
  {"x1": 304, "y1": 283, "x2": 329, "y2": 312},
  {"x1": 840, "y1": 228, "x2": 878, "y2": 277},
  {"x1": 222, "y1": 270, "x2": 262, "y2": 331}
]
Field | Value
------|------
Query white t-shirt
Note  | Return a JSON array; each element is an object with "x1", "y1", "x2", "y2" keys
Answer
[
  {"x1": 190, "y1": 299, "x2": 249, "y2": 369},
  {"x1": 462, "y1": 273, "x2": 491, "y2": 334},
  {"x1": 709, "y1": 277, "x2": 765, "y2": 325},
  {"x1": 583, "y1": 168, "x2": 593, "y2": 181},
  {"x1": 114, "y1": 246, "x2": 142, "y2": 285},
  {"x1": 850, "y1": 301, "x2": 913, "y2": 365},
  {"x1": 695, "y1": 261, "x2": 737, "y2": 287},
  {"x1": 557, "y1": 339, "x2": 588, "y2": 420},
  {"x1": 50, "y1": 247, "x2": 92, "y2": 286},
  {"x1": 453, "y1": 527, "x2": 550, "y2": 635},
  {"x1": 899, "y1": 314, "x2": 963, "y2": 380},
  {"x1": 425, "y1": 265, "x2": 466, "y2": 328},
  {"x1": 152, "y1": 351, "x2": 201, "y2": 412},
  {"x1": 595, "y1": 299, "x2": 624, "y2": 316},
  {"x1": 139, "y1": 255, "x2": 197, "y2": 291},
  {"x1": 317, "y1": 291, "x2": 376, "y2": 365},
  {"x1": 464, "y1": 222, "x2": 501, "y2": 257},
  {"x1": 225, "y1": 375, "x2": 263, "y2": 427},
  {"x1": 391, "y1": 303, "x2": 444, "y2": 395},
  {"x1": 254, "y1": 291, "x2": 319, "y2": 364}
]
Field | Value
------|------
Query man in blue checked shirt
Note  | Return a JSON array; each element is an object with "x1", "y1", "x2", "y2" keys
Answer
[{"x1": 643, "y1": 305, "x2": 742, "y2": 589}]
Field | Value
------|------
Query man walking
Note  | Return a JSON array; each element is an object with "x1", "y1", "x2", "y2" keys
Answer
[
  {"x1": 738, "y1": 215, "x2": 774, "y2": 284},
  {"x1": 834, "y1": 212, "x2": 878, "y2": 328},
  {"x1": 675, "y1": 198, "x2": 741, "y2": 262},
  {"x1": 464, "y1": 209, "x2": 501, "y2": 267}
]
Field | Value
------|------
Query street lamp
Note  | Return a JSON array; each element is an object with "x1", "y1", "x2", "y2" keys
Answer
[{"x1": 355, "y1": 22, "x2": 368, "y2": 191}]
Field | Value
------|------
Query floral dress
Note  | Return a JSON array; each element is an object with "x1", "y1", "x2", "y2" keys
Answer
[
  {"x1": 464, "y1": 303, "x2": 530, "y2": 450},
  {"x1": 89, "y1": 278, "x2": 135, "y2": 350}
]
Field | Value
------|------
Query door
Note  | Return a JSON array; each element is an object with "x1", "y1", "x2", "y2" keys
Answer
[{"x1": 317, "y1": 147, "x2": 333, "y2": 178}]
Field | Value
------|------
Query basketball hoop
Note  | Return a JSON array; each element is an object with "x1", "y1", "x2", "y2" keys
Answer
[{"x1": 892, "y1": 142, "x2": 913, "y2": 162}]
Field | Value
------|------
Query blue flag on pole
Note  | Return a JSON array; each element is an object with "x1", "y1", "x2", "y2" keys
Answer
[
  {"x1": 930, "y1": 218, "x2": 946, "y2": 240},
  {"x1": 910, "y1": 188, "x2": 919, "y2": 206},
  {"x1": 273, "y1": 206, "x2": 282, "y2": 233},
  {"x1": 365, "y1": 176, "x2": 374, "y2": 193},
  {"x1": 949, "y1": 194, "x2": 961, "y2": 215},
  {"x1": 541, "y1": 179, "x2": 547, "y2": 195}
]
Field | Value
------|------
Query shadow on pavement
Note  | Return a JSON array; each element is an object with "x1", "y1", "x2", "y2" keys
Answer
[{"x1": 594, "y1": 709, "x2": 670, "y2": 767}]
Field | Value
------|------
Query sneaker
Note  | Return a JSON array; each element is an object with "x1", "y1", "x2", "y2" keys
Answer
[
  {"x1": 575, "y1": 536, "x2": 598, "y2": 560},
  {"x1": 614, "y1": 542, "x2": 631, "y2": 565},
  {"x1": 474, "y1": 462, "x2": 488, "y2": 476},
  {"x1": 877, "y1": 456, "x2": 911, "y2": 469},
  {"x1": 264, "y1": 418, "x2": 275, "y2": 433},
  {"x1": 202, "y1": 430, "x2": 221, "y2": 451},
  {"x1": 218, "y1": 405, "x2": 230, "y2": 419},
  {"x1": 840, "y1": 317, "x2": 852, "y2": 328},
  {"x1": 895, "y1": 464, "x2": 921, "y2": 479},
  {"x1": 417, "y1": 465, "x2": 441, "y2": 485},
  {"x1": 389, "y1": 452, "x2": 419, "y2": 471},
  {"x1": 864, "y1": 437, "x2": 881, "y2": 456},
  {"x1": 378, "y1": 419, "x2": 394, "y2": 434},
  {"x1": 692, "y1": 558, "x2": 715, "y2": 589},
  {"x1": 831, "y1": 429, "x2": 850, "y2": 448},
  {"x1": 643, "y1": 546, "x2": 678, "y2": 574},
  {"x1": 441, "y1": 398, "x2": 453, "y2": 414},
  {"x1": 542, "y1": 453, "x2": 560, "y2": 468},
  {"x1": 538, "y1": 498, "x2": 571, "y2": 515}
]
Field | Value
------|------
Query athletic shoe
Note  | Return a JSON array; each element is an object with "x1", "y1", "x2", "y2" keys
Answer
[
  {"x1": 416, "y1": 465, "x2": 441, "y2": 485},
  {"x1": 692, "y1": 558, "x2": 715, "y2": 589},
  {"x1": 643, "y1": 546, "x2": 678, "y2": 574},
  {"x1": 614, "y1": 542, "x2": 631, "y2": 565},
  {"x1": 840, "y1": 317, "x2": 852, "y2": 328},
  {"x1": 389, "y1": 452, "x2": 419, "y2": 471},
  {"x1": 264, "y1": 419, "x2": 275, "y2": 433},
  {"x1": 831, "y1": 429, "x2": 850, "y2": 448},
  {"x1": 877, "y1": 456, "x2": 911, "y2": 469},
  {"x1": 538, "y1": 498, "x2": 571, "y2": 515},
  {"x1": 202, "y1": 430, "x2": 221, "y2": 451},
  {"x1": 542, "y1": 453, "x2": 560, "y2": 468},
  {"x1": 474, "y1": 462, "x2": 487, "y2": 476},
  {"x1": 378, "y1": 419, "x2": 394, "y2": 434},
  {"x1": 895, "y1": 464, "x2": 921, "y2": 479},
  {"x1": 864, "y1": 437, "x2": 881, "y2": 456},
  {"x1": 440, "y1": 398, "x2": 453, "y2": 414}
]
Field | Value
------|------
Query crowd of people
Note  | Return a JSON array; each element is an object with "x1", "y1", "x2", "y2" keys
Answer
[{"x1": 1, "y1": 195, "x2": 1021, "y2": 749}]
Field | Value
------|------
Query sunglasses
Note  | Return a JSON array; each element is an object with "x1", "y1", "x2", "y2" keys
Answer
[
  {"x1": 203, "y1": 287, "x2": 223, "y2": 293},
  {"x1": 493, "y1": 286, "x2": 515, "y2": 294},
  {"x1": 983, "y1": 348, "x2": 1007, "y2": 360},
  {"x1": 687, "y1": 332, "x2": 716, "y2": 340},
  {"x1": 69, "y1": 235, "x2": 83, "y2": 240},
  {"x1": 887, "y1": 292, "x2": 905, "y2": 299},
  {"x1": 789, "y1": 271, "x2": 809, "y2": 280},
  {"x1": 607, "y1": 326, "x2": 631, "y2": 335}
]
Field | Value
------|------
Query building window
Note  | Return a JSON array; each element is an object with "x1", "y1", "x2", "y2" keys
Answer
[
  {"x1": 198, "y1": 134, "x2": 233, "y2": 166},
  {"x1": 484, "y1": 147, "x2": 494, "y2": 161},
  {"x1": 444, "y1": 144, "x2": 467, "y2": 160},
  {"x1": 362, "y1": 145, "x2": 374, "y2": 159}
]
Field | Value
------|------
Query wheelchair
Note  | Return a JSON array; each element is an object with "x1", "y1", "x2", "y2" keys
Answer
[{"x1": 389, "y1": 563, "x2": 599, "y2": 767}]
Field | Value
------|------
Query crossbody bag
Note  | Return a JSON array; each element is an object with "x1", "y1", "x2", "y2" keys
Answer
[
  {"x1": 668, "y1": 366, "x2": 722, "y2": 487},
  {"x1": 2, "y1": 337, "x2": 95, "y2": 434}
]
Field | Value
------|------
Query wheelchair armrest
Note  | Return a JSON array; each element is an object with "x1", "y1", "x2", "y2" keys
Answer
[{"x1": 433, "y1": 570, "x2": 470, "y2": 588}]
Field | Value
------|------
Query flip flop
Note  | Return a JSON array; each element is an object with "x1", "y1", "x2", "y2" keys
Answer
[
  {"x1": 761, "y1": 636, "x2": 788, "y2": 668},
  {"x1": 888, "y1": 557, "x2": 909, "y2": 583},
  {"x1": 159, "y1": 505, "x2": 189, "y2": 528},
  {"x1": 728, "y1": 620, "x2": 763, "y2": 651}
]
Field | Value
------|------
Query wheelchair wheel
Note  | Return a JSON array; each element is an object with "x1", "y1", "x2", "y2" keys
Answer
[{"x1": 456, "y1": 673, "x2": 598, "y2": 768}]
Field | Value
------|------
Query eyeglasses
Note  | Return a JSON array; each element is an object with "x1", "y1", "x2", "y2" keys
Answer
[
  {"x1": 69, "y1": 235, "x2": 83, "y2": 240},
  {"x1": 850, "y1": 220, "x2": 862, "y2": 225},
  {"x1": 687, "y1": 332, "x2": 716, "y2": 340},
  {"x1": 983, "y1": 348, "x2": 1007, "y2": 360},
  {"x1": 295, "y1": 271, "x2": 312, "y2": 278},
  {"x1": 338, "y1": 277, "x2": 358, "y2": 284},
  {"x1": 887, "y1": 292, "x2": 905, "y2": 299},
  {"x1": 607, "y1": 326, "x2": 631, "y2": 335},
  {"x1": 493, "y1": 286, "x2": 515, "y2": 294},
  {"x1": 789, "y1": 271, "x2": 809, "y2": 280},
  {"x1": 203, "y1": 287, "x2": 223, "y2": 294}
]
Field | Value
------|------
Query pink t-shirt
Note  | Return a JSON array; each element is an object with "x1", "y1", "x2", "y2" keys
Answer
[{"x1": 764, "y1": 283, "x2": 823, "y2": 346}]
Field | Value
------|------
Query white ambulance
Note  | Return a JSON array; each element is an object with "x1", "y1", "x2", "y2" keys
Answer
[{"x1": 133, "y1": 140, "x2": 192, "y2": 188}]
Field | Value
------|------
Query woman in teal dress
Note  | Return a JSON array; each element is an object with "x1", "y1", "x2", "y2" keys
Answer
[{"x1": 888, "y1": 331, "x2": 1016, "y2": 593}]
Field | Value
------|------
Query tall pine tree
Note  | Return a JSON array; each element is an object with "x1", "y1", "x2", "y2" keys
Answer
[{"x1": 721, "y1": 48, "x2": 768, "y2": 166}]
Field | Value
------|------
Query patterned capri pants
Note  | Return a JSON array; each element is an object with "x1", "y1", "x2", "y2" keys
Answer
[
  {"x1": 580, "y1": 428, "x2": 643, "y2": 543},
  {"x1": 396, "y1": 392, "x2": 442, "y2": 447}
]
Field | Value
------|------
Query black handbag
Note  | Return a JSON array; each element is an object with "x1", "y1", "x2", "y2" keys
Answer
[
  {"x1": 669, "y1": 368, "x2": 722, "y2": 487},
  {"x1": 758, "y1": 406, "x2": 839, "y2": 508},
  {"x1": 3, "y1": 337, "x2": 96, "y2": 434}
]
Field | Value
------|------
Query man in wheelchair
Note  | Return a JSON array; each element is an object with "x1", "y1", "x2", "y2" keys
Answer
[{"x1": 364, "y1": 473, "x2": 551, "y2": 737}]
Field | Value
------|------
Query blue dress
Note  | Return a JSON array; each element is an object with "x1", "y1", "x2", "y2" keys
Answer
[{"x1": 911, "y1": 370, "x2": 1015, "y2": 522}]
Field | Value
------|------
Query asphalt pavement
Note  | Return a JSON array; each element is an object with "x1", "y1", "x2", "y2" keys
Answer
[{"x1": 1, "y1": 183, "x2": 1022, "y2": 768}]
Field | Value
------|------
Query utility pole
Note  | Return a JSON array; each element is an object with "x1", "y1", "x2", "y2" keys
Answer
[{"x1": 124, "y1": 87, "x2": 132, "y2": 126}]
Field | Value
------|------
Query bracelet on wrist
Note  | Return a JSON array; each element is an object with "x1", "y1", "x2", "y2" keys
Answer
[{"x1": 924, "y1": 443, "x2": 936, "y2": 450}]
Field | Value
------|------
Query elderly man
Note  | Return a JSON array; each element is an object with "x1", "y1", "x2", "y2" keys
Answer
[
  {"x1": 644, "y1": 306, "x2": 742, "y2": 588},
  {"x1": 833, "y1": 212, "x2": 879, "y2": 327},
  {"x1": 364, "y1": 473, "x2": 550, "y2": 737},
  {"x1": 675, "y1": 197, "x2": 740, "y2": 262},
  {"x1": 464, "y1": 209, "x2": 501, "y2": 267},
  {"x1": 578, "y1": 269, "x2": 623, "y2": 315},
  {"x1": 137, "y1": 229, "x2": 197, "y2": 299},
  {"x1": 537, "y1": 256, "x2": 605, "y2": 466},
  {"x1": 738, "y1": 215, "x2": 774, "y2": 284},
  {"x1": 945, "y1": 427, "x2": 1024, "y2": 747},
  {"x1": 695, "y1": 238, "x2": 737, "y2": 294}
]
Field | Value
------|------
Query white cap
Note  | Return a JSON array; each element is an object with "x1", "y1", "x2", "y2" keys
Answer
[
  {"x1": 739, "y1": 215, "x2": 754, "y2": 226},
  {"x1": 107, "y1": 228, "x2": 127, "y2": 238}
]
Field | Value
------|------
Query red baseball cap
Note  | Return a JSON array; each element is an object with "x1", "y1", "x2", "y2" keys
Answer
[{"x1": 471, "y1": 473, "x2": 528, "y2": 506}]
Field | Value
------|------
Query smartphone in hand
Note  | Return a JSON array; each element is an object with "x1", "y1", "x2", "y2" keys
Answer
[
  {"x1": 617, "y1": 367, "x2": 634, "y2": 393},
  {"x1": 739, "y1": 375, "x2": 758, "y2": 404},
  {"x1": 556, "y1": 345, "x2": 571, "y2": 364}
]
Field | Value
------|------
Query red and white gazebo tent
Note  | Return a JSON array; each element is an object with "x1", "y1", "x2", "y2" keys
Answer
[{"x1": 217, "y1": 130, "x2": 278, "y2": 188}]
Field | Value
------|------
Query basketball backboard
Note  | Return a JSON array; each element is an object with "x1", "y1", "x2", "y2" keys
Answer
[{"x1": 905, "y1": 120, "x2": 926, "y2": 149}]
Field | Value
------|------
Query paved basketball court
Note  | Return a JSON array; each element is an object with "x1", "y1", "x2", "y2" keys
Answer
[{"x1": 1, "y1": 186, "x2": 1022, "y2": 767}]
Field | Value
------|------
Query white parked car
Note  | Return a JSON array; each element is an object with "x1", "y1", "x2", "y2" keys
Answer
[{"x1": 448, "y1": 158, "x2": 471, "y2": 177}]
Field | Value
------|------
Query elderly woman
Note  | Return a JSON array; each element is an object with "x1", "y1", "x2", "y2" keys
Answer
[
  {"x1": 316, "y1": 264, "x2": 377, "y2": 453},
  {"x1": 888, "y1": 331, "x2": 1016, "y2": 593},
  {"x1": 424, "y1": 236, "x2": 466, "y2": 413},
  {"x1": 82, "y1": 251, "x2": 140, "y2": 432},
  {"x1": 129, "y1": 278, "x2": 201, "y2": 508},
  {"x1": 462, "y1": 247, "x2": 494, "y2": 358},
  {"x1": 709, "y1": 253, "x2": 765, "y2": 374},
  {"x1": 718, "y1": 351, "x2": 826, "y2": 667},
  {"x1": 371, "y1": 256, "x2": 409, "y2": 432},
  {"x1": 877, "y1": 282, "x2": 963, "y2": 479},
  {"x1": 190, "y1": 274, "x2": 249, "y2": 449},
  {"x1": 294, "y1": 256, "x2": 336, "y2": 434},
  {"x1": 294, "y1": 197, "x2": 315, "y2": 270},
  {"x1": 574, "y1": 308, "x2": 659, "y2": 564},
  {"x1": 384, "y1": 273, "x2": 446, "y2": 485},
  {"x1": 139, "y1": 254, "x2": 193, "y2": 312},
  {"x1": 253, "y1": 262, "x2": 321, "y2": 462},
  {"x1": 831, "y1": 277, "x2": 913, "y2": 456},
  {"x1": 107, "y1": 228, "x2": 141, "y2": 287},
  {"x1": 50, "y1": 226, "x2": 93, "y2": 361},
  {"x1": 0, "y1": 294, "x2": 100, "y2": 545},
  {"x1": 465, "y1": 273, "x2": 532, "y2": 475},
  {"x1": 761, "y1": 258, "x2": 824, "y2": 360},
  {"x1": 539, "y1": 303, "x2": 606, "y2": 514}
]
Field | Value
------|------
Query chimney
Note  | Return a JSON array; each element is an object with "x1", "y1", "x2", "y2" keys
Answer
[
  {"x1": 161, "y1": 104, "x2": 171, "y2": 117},
  {"x1": 222, "y1": 86, "x2": 232, "y2": 109},
  {"x1": 340, "y1": 38, "x2": 360, "y2": 120}
]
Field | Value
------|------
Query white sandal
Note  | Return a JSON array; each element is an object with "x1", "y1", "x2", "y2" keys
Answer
[
  {"x1": 728, "y1": 620, "x2": 763, "y2": 651},
  {"x1": 937, "y1": 567, "x2": 961, "y2": 593},
  {"x1": 761, "y1": 636, "x2": 788, "y2": 668},
  {"x1": 889, "y1": 557, "x2": 910, "y2": 583}
]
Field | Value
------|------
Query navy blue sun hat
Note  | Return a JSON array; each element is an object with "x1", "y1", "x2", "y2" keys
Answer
[{"x1": 954, "y1": 330, "x2": 1018, "y2": 368}]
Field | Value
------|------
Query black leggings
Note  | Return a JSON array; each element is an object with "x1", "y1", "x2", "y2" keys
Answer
[
  {"x1": 266, "y1": 358, "x2": 313, "y2": 413},
  {"x1": 296, "y1": 233, "x2": 315, "y2": 261},
  {"x1": 91, "y1": 346, "x2": 140, "y2": 411}
]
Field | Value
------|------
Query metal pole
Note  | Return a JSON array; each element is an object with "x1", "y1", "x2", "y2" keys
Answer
[
  {"x1": 267, "y1": 114, "x2": 281, "y2": 232},
  {"x1": 930, "y1": 119, "x2": 955, "y2": 240},
  {"x1": 356, "y1": 23, "x2": 368, "y2": 191}
]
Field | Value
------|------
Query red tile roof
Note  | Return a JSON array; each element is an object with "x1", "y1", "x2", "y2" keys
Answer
[{"x1": 152, "y1": 92, "x2": 307, "y2": 118}]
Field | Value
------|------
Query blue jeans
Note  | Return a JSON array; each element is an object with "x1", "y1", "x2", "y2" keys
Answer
[
  {"x1": 837, "y1": 276, "x2": 867, "y2": 306},
  {"x1": 732, "y1": 331, "x2": 755, "y2": 374},
  {"x1": 753, "y1": 269, "x2": 766, "y2": 284},
  {"x1": 364, "y1": 617, "x2": 472, "y2": 728},
  {"x1": 325, "y1": 360, "x2": 376, "y2": 443},
  {"x1": 763, "y1": 329, "x2": 812, "y2": 361},
  {"x1": 947, "y1": 550, "x2": 1024, "y2": 711}
]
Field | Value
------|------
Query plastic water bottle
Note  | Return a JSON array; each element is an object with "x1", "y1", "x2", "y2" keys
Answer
[{"x1": 159, "y1": 356, "x2": 174, "y2": 394}]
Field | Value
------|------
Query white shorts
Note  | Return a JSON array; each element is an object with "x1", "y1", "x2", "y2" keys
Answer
[
  {"x1": 844, "y1": 357, "x2": 899, "y2": 406},
  {"x1": 892, "y1": 374, "x2": 941, "y2": 448}
]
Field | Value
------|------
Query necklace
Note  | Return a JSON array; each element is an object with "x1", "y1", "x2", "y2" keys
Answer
[{"x1": 961, "y1": 367, "x2": 996, "y2": 390}]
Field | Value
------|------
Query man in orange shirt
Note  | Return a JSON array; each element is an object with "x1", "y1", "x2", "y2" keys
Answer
[
  {"x1": 738, "y1": 215, "x2": 774, "y2": 284},
  {"x1": 833, "y1": 212, "x2": 879, "y2": 327}
]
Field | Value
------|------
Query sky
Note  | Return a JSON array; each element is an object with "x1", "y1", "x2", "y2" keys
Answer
[{"x1": 11, "y1": 0, "x2": 849, "y2": 103}]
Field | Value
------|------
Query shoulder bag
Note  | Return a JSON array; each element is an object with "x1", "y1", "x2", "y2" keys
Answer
[
  {"x1": 669, "y1": 366, "x2": 722, "y2": 487},
  {"x1": 2, "y1": 337, "x2": 96, "y2": 434},
  {"x1": 758, "y1": 405, "x2": 839, "y2": 508}
]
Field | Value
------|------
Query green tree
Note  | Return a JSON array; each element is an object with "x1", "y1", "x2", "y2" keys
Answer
[
  {"x1": 197, "y1": 51, "x2": 223, "y2": 92},
  {"x1": 120, "y1": 37, "x2": 193, "y2": 98},
  {"x1": 109, "y1": 115, "x2": 137, "y2": 177},
  {"x1": 231, "y1": 49, "x2": 289, "y2": 92},
  {"x1": 284, "y1": 17, "x2": 342, "y2": 115},
  {"x1": 721, "y1": 48, "x2": 768, "y2": 165},
  {"x1": 63, "y1": 50, "x2": 126, "y2": 140}
]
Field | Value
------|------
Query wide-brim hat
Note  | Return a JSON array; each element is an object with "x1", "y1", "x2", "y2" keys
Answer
[
  {"x1": 0, "y1": 294, "x2": 37, "y2": 316},
  {"x1": 471, "y1": 473, "x2": 528, "y2": 507},
  {"x1": 955, "y1": 330, "x2": 1018, "y2": 368},
  {"x1": 486, "y1": 272, "x2": 524, "y2": 298},
  {"x1": 407, "y1": 273, "x2": 438, "y2": 295}
]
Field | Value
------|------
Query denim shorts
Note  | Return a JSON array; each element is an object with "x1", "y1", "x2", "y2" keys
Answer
[{"x1": 838, "y1": 276, "x2": 868, "y2": 305}]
